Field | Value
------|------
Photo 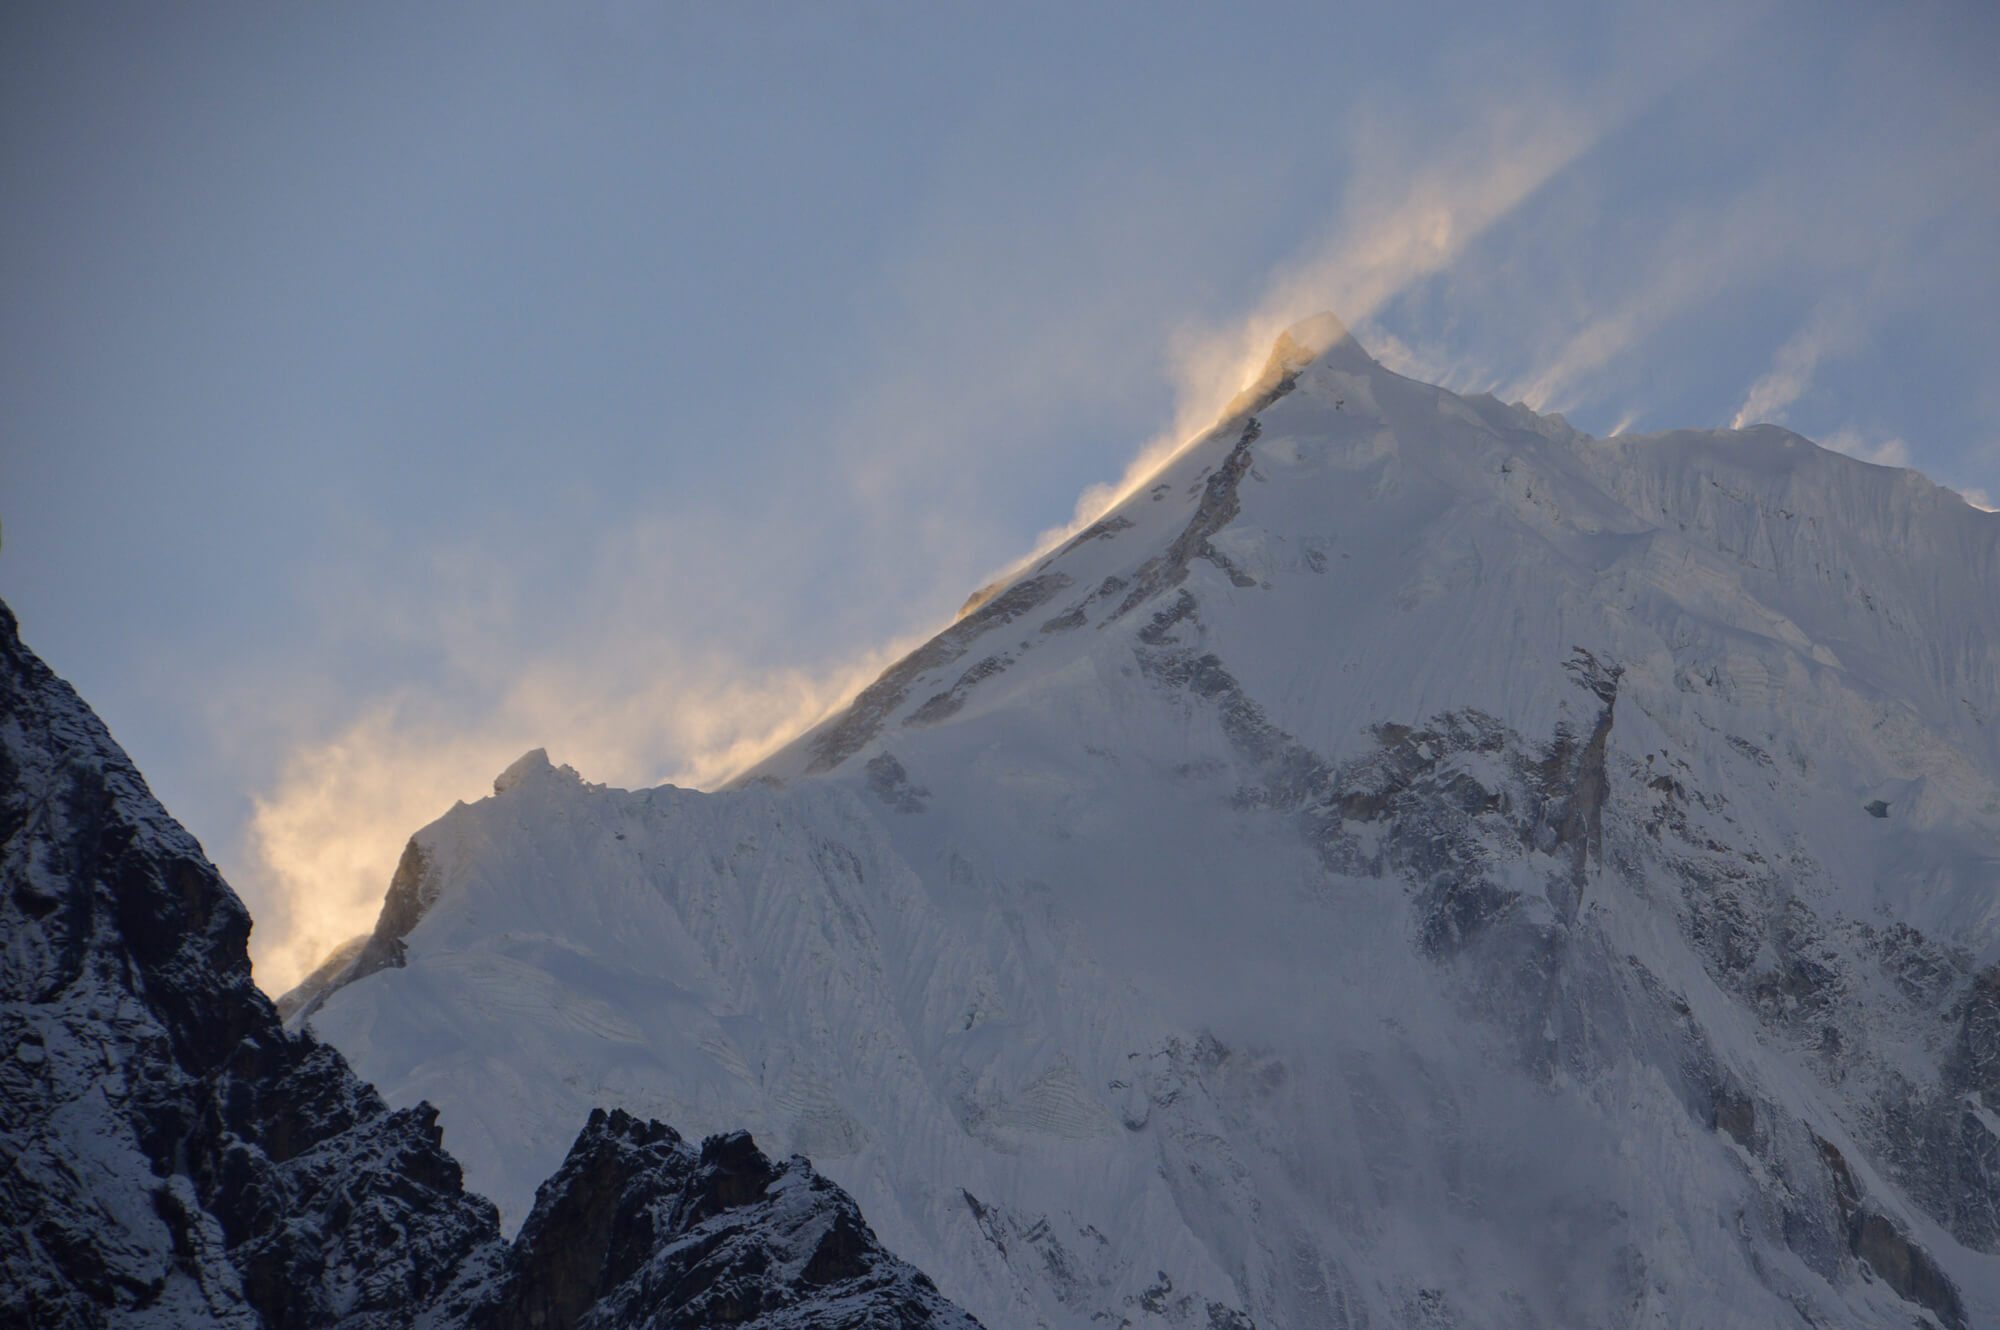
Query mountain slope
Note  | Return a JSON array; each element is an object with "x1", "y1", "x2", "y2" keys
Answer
[
  {"x1": 0, "y1": 600, "x2": 979, "y2": 1329},
  {"x1": 303, "y1": 315, "x2": 2000, "y2": 1329}
]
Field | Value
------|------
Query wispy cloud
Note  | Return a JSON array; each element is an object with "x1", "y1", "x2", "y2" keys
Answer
[
  {"x1": 1498, "y1": 186, "x2": 1792, "y2": 416},
  {"x1": 241, "y1": 650, "x2": 896, "y2": 994},
  {"x1": 1509, "y1": 308, "x2": 1650, "y2": 417},
  {"x1": 230, "y1": 513, "x2": 916, "y2": 994},
  {"x1": 1361, "y1": 327, "x2": 1503, "y2": 398},
  {"x1": 1731, "y1": 301, "x2": 1863, "y2": 429},
  {"x1": 1821, "y1": 429, "x2": 1999, "y2": 510},
  {"x1": 1363, "y1": 5, "x2": 2000, "y2": 456},
  {"x1": 1969, "y1": 440, "x2": 2000, "y2": 510},
  {"x1": 1821, "y1": 426, "x2": 1912, "y2": 469},
  {"x1": 1045, "y1": 95, "x2": 1616, "y2": 548}
]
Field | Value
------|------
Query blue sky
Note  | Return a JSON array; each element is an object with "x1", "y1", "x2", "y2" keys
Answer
[{"x1": 4, "y1": 0, "x2": 1997, "y2": 989}]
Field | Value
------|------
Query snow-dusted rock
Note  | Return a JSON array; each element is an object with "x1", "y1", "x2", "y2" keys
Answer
[{"x1": 471, "y1": 1108, "x2": 979, "y2": 1330}]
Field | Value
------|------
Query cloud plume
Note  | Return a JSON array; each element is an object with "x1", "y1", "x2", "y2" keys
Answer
[
  {"x1": 241, "y1": 645, "x2": 901, "y2": 994},
  {"x1": 1821, "y1": 426, "x2": 1911, "y2": 469},
  {"x1": 1731, "y1": 302, "x2": 1863, "y2": 429},
  {"x1": 1046, "y1": 95, "x2": 1610, "y2": 550},
  {"x1": 230, "y1": 510, "x2": 916, "y2": 996}
]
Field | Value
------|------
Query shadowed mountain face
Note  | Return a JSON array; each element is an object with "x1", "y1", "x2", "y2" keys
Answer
[
  {"x1": 0, "y1": 600, "x2": 978, "y2": 1330},
  {"x1": 298, "y1": 318, "x2": 2000, "y2": 1329}
]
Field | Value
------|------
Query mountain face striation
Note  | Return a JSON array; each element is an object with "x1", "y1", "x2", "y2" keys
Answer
[
  {"x1": 298, "y1": 314, "x2": 1997, "y2": 1329},
  {"x1": 0, "y1": 600, "x2": 980, "y2": 1329}
]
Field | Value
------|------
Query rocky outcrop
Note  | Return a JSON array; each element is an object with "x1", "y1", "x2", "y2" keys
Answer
[
  {"x1": 1109, "y1": 416, "x2": 1269, "y2": 620},
  {"x1": 0, "y1": 599, "x2": 979, "y2": 1330},
  {"x1": 800, "y1": 572, "x2": 1073, "y2": 776},
  {"x1": 473, "y1": 1109, "x2": 980, "y2": 1330},
  {"x1": 1126, "y1": 600, "x2": 1626, "y2": 960},
  {"x1": 1815, "y1": 1137, "x2": 1966, "y2": 1329},
  {"x1": 1125, "y1": 595, "x2": 1983, "y2": 1325}
]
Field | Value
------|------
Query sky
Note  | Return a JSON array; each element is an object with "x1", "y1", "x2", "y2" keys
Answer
[{"x1": 4, "y1": 0, "x2": 1998, "y2": 993}]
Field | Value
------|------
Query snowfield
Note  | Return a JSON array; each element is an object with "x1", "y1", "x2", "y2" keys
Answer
[{"x1": 299, "y1": 315, "x2": 2000, "y2": 1329}]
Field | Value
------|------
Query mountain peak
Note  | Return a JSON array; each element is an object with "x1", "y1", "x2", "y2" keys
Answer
[
  {"x1": 1272, "y1": 310, "x2": 1367, "y2": 371},
  {"x1": 494, "y1": 747, "x2": 581, "y2": 795},
  {"x1": 495, "y1": 748, "x2": 552, "y2": 794},
  {"x1": 1221, "y1": 311, "x2": 1373, "y2": 422}
]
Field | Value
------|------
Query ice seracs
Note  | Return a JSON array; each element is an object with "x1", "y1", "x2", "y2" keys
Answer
[{"x1": 302, "y1": 314, "x2": 2000, "y2": 1329}]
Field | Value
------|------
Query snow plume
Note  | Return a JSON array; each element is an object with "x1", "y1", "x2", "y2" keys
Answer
[
  {"x1": 1044, "y1": 98, "x2": 1603, "y2": 550},
  {"x1": 1039, "y1": 4, "x2": 1749, "y2": 550},
  {"x1": 230, "y1": 519, "x2": 911, "y2": 996},
  {"x1": 1499, "y1": 186, "x2": 1793, "y2": 416},
  {"x1": 1731, "y1": 302, "x2": 1863, "y2": 428},
  {"x1": 1363, "y1": 327, "x2": 1503, "y2": 398},
  {"x1": 1967, "y1": 440, "x2": 2000, "y2": 510},
  {"x1": 1398, "y1": 10, "x2": 2000, "y2": 439},
  {"x1": 1822, "y1": 426, "x2": 1913, "y2": 469},
  {"x1": 242, "y1": 654, "x2": 892, "y2": 995}
]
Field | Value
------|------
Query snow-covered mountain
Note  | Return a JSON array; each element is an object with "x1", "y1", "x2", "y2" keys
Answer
[
  {"x1": 297, "y1": 314, "x2": 2000, "y2": 1329},
  {"x1": 0, "y1": 601, "x2": 981, "y2": 1329}
]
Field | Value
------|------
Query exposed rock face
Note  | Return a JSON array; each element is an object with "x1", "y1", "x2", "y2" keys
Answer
[
  {"x1": 806, "y1": 572, "x2": 1073, "y2": 775},
  {"x1": 0, "y1": 598, "x2": 502, "y2": 1329},
  {"x1": 474, "y1": 1109, "x2": 981, "y2": 1330},
  {"x1": 0, "y1": 600, "x2": 979, "y2": 1330}
]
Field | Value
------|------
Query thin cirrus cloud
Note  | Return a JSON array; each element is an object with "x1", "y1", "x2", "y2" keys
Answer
[{"x1": 1818, "y1": 427, "x2": 1911, "y2": 469}]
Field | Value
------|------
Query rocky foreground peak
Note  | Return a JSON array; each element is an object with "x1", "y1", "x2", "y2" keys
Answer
[{"x1": 479, "y1": 1109, "x2": 979, "y2": 1330}]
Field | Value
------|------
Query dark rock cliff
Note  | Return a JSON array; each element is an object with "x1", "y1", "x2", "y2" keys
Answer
[
  {"x1": 0, "y1": 599, "x2": 978, "y2": 1330},
  {"x1": 0, "y1": 597, "x2": 501, "y2": 1329},
  {"x1": 474, "y1": 1109, "x2": 980, "y2": 1330}
]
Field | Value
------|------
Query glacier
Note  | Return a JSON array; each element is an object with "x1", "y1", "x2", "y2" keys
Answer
[{"x1": 297, "y1": 314, "x2": 2000, "y2": 1329}]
